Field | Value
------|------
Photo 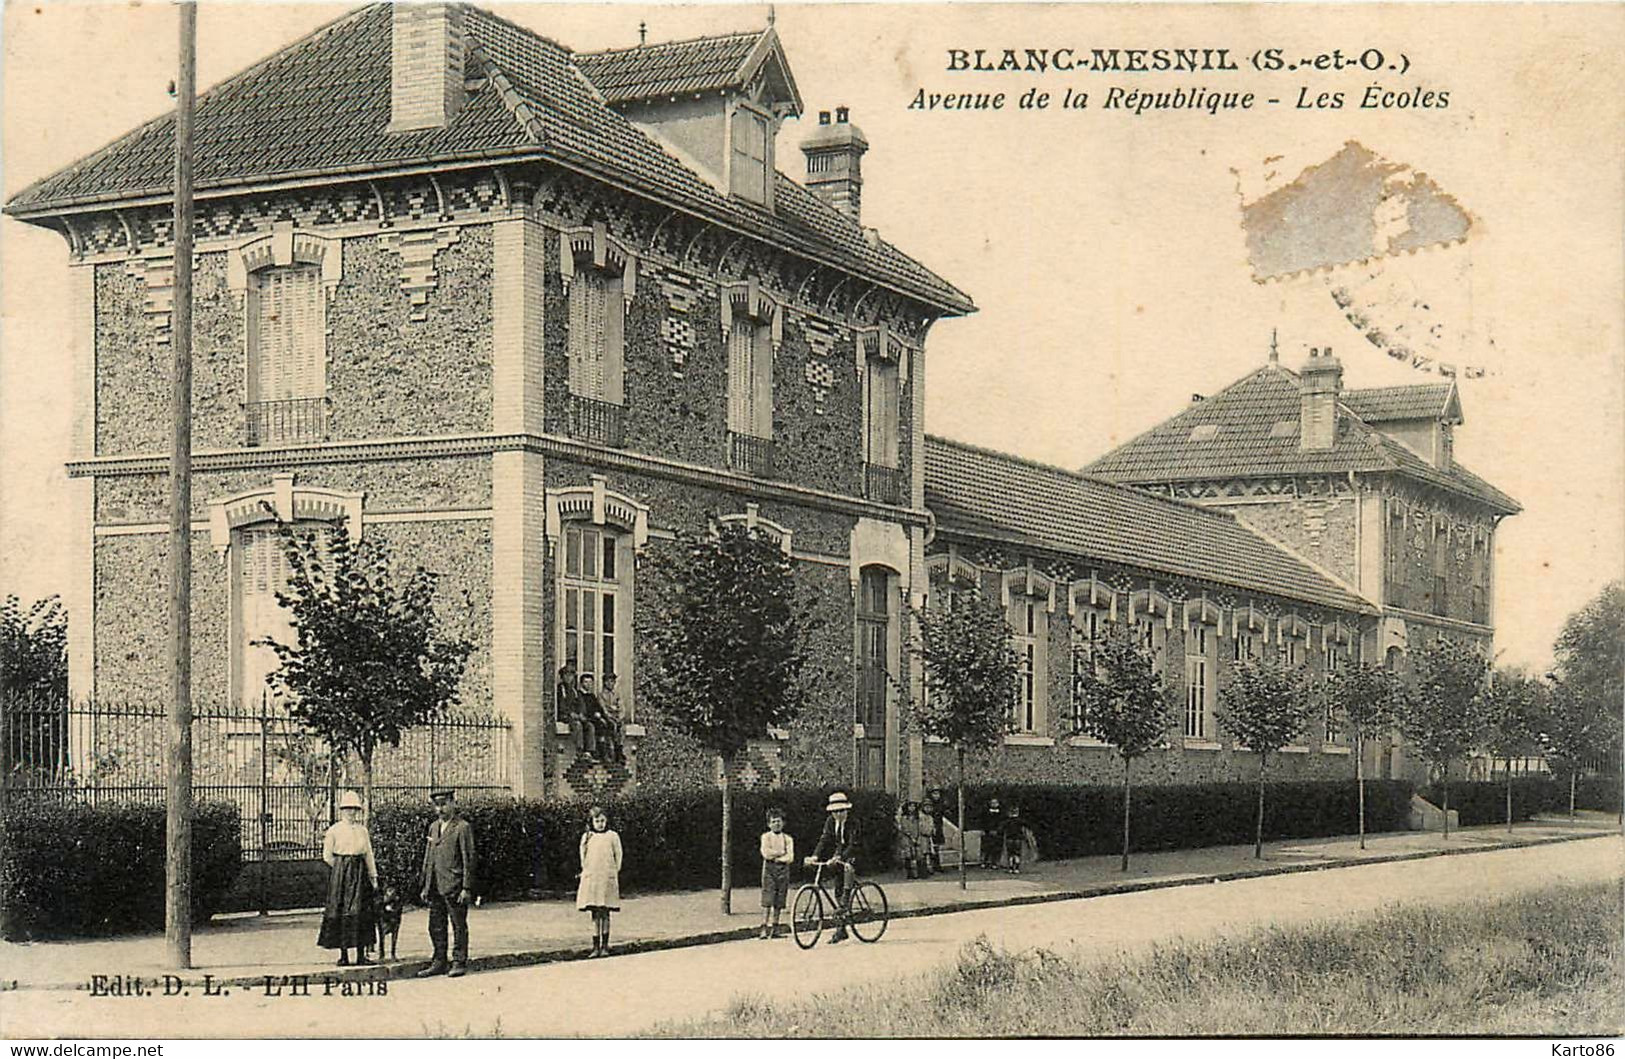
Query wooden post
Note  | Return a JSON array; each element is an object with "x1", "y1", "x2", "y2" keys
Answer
[{"x1": 165, "y1": 0, "x2": 197, "y2": 970}]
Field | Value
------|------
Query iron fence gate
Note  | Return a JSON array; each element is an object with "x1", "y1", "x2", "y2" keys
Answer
[{"x1": 1, "y1": 695, "x2": 515, "y2": 911}]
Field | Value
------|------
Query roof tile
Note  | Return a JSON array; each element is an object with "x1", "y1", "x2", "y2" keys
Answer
[{"x1": 926, "y1": 436, "x2": 1376, "y2": 614}]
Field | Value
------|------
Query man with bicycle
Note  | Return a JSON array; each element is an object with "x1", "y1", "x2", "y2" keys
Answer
[{"x1": 807, "y1": 791, "x2": 860, "y2": 943}]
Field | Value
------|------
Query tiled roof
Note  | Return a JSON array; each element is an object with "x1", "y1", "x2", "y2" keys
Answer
[
  {"x1": 1083, "y1": 366, "x2": 1519, "y2": 514},
  {"x1": 1343, "y1": 384, "x2": 1458, "y2": 423},
  {"x1": 576, "y1": 32, "x2": 765, "y2": 103},
  {"x1": 926, "y1": 436, "x2": 1377, "y2": 615},
  {"x1": 3, "y1": 5, "x2": 971, "y2": 315}
]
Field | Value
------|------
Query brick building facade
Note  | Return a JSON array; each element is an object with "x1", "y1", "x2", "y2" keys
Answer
[{"x1": 6, "y1": 4, "x2": 1519, "y2": 803}]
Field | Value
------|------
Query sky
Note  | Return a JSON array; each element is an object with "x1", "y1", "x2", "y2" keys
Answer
[{"x1": 2, "y1": 2, "x2": 1622, "y2": 672}]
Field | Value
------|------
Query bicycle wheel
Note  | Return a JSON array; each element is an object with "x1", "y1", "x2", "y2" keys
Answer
[
  {"x1": 848, "y1": 881, "x2": 889, "y2": 943},
  {"x1": 791, "y1": 885, "x2": 825, "y2": 950}
]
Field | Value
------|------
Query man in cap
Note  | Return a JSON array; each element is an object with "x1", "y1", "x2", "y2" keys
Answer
[
  {"x1": 808, "y1": 791, "x2": 860, "y2": 943},
  {"x1": 417, "y1": 789, "x2": 477, "y2": 977}
]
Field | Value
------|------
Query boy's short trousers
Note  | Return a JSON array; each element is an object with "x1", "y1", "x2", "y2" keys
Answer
[{"x1": 761, "y1": 860, "x2": 790, "y2": 909}]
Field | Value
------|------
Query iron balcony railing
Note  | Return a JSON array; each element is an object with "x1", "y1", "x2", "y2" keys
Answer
[
  {"x1": 864, "y1": 462, "x2": 905, "y2": 505},
  {"x1": 566, "y1": 393, "x2": 625, "y2": 448},
  {"x1": 245, "y1": 397, "x2": 326, "y2": 446},
  {"x1": 728, "y1": 431, "x2": 776, "y2": 478}
]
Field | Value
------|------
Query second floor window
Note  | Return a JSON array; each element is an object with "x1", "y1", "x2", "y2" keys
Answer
[
  {"x1": 866, "y1": 357, "x2": 900, "y2": 469},
  {"x1": 728, "y1": 318, "x2": 773, "y2": 441},
  {"x1": 247, "y1": 265, "x2": 324, "y2": 444},
  {"x1": 567, "y1": 266, "x2": 625, "y2": 406}
]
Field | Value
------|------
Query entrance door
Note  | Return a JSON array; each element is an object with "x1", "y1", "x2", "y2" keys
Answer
[{"x1": 856, "y1": 568, "x2": 891, "y2": 788}]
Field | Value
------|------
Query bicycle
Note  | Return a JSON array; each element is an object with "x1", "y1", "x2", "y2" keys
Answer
[{"x1": 791, "y1": 858, "x2": 889, "y2": 949}]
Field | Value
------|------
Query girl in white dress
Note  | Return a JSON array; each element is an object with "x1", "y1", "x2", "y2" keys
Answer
[{"x1": 576, "y1": 805, "x2": 622, "y2": 957}]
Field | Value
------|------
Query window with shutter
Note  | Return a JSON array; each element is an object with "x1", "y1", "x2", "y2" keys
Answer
[
  {"x1": 247, "y1": 265, "x2": 324, "y2": 444},
  {"x1": 866, "y1": 357, "x2": 900, "y2": 469},
  {"x1": 567, "y1": 268, "x2": 624, "y2": 404},
  {"x1": 727, "y1": 319, "x2": 773, "y2": 439},
  {"x1": 235, "y1": 522, "x2": 327, "y2": 711}
]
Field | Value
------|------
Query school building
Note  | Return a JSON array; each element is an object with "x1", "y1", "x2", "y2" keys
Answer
[{"x1": 4, "y1": 3, "x2": 1518, "y2": 804}]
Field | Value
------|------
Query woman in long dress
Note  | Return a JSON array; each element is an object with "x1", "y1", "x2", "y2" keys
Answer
[
  {"x1": 318, "y1": 790, "x2": 379, "y2": 965},
  {"x1": 576, "y1": 805, "x2": 622, "y2": 958}
]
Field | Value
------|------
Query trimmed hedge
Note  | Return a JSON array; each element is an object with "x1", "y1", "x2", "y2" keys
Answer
[
  {"x1": 1420, "y1": 779, "x2": 1564, "y2": 826},
  {"x1": 951, "y1": 780, "x2": 1415, "y2": 860},
  {"x1": 1573, "y1": 777, "x2": 1623, "y2": 814},
  {"x1": 370, "y1": 787, "x2": 896, "y2": 902},
  {"x1": 0, "y1": 799, "x2": 242, "y2": 940}
]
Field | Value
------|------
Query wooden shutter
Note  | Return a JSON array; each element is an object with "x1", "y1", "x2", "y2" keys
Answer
[
  {"x1": 568, "y1": 270, "x2": 609, "y2": 400},
  {"x1": 728, "y1": 322, "x2": 753, "y2": 434},
  {"x1": 750, "y1": 324, "x2": 773, "y2": 438},
  {"x1": 252, "y1": 266, "x2": 322, "y2": 401},
  {"x1": 730, "y1": 109, "x2": 768, "y2": 202},
  {"x1": 867, "y1": 359, "x2": 899, "y2": 468}
]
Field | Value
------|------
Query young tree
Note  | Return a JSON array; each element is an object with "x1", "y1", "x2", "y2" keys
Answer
[
  {"x1": 1480, "y1": 668, "x2": 1549, "y2": 831},
  {"x1": 642, "y1": 524, "x2": 818, "y2": 914},
  {"x1": 1324, "y1": 662, "x2": 1405, "y2": 849},
  {"x1": 1, "y1": 594, "x2": 70, "y2": 777},
  {"x1": 1, "y1": 594, "x2": 68, "y2": 702},
  {"x1": 902, "y1": 578, "x2": 1021, "y2": 891},
  {"x1": 259, "y1": 525, "x2": 474, "y2": 810},
  {"x1": 1543, "y1": 678, "x2": 1617, "y2": 818},
  {"x1": 1398, "y1": 638, "x2": 1490, "y2": 838},
  {"x1": 1072, "y1": 628, "x2": 1173, "y2": 871},
  {"x1": 1218, "y1": 660, "x2": 1312, "y2": 859},
  {"x1": 1551, "y1": 581, "x2": 1625, "y2": 817}
]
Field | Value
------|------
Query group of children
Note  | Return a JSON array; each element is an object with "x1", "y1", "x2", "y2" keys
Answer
[
  {"x1": 577, "y1": 791, "x2": 1030, "y2": 956},
  {"x1": 896, "y1": 792, "x2": 1030, "y2": 877}
]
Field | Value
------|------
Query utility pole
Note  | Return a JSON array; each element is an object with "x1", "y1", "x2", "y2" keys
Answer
[{"x1": 166, "y1": 0, "x2": 197, "y2": 971}]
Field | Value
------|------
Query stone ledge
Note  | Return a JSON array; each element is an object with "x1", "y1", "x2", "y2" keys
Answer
[
  {"x1": 1183, "y1": 739, "x2": 1222, "y2": 752},
  {"x1": 1003, "y1": 733, "x2": 1055, "y2": 747}
]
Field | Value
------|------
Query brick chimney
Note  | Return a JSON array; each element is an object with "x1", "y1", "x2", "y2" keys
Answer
[
  {"x1": 800, "y1": 106, "x2": 869, "y2": 221},
  {"x1": 1298, "y1": 346, "x2": 1343, "y2": 451},
  {"x1": 389, "y1": 3, "x2": 467, "y2": 133}
]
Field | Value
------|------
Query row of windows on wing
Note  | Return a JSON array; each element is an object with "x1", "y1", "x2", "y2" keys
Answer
[
  {"x1": 911, "y1": 586, "x2": 1361, "y2": 743},
  {"x1": 238, "y1": 255, "x2": 906, "y2": 475}
]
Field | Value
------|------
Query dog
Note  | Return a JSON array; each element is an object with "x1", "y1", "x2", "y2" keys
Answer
[{"x1": 374, "y1": 882, "x2": 403, "y2": 961}]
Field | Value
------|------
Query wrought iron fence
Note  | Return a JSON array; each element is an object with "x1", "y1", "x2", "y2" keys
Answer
[
  {"x1": 728, "y1": 431, "x2": 776, "y2": 478},
  {"x1": 864, "y1": 462, "x2": 905, "y2": 505},
  {"x1": 245, "y1": 396, "x2": 326, "y2": 446},
  {"x1": 566, "y1": 393, "x2": 625, "y2": 447},
  {"x1": 1, "y1": 696, "x2": 515, "y2": 856}
]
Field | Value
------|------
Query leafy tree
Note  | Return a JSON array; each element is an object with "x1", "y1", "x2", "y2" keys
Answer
[
  {"x1": 1, "y1": 594, "x2": 67, "y2": 702},
  {"x1": 642, "y1": 524, "x2": 818, "y2": 914},
  {"x1": 1324, "y1": 662, "x2": 1406, "y2": 849},
  {"x1": 1072, "y1": 627, "x2": 1173, "y2": 871},
  {"x1": 1218, "y1": 660, "x2": 1312, "y2": 859},
  {"x1": 1553, "y1": 581, "x2": 1625, "y2": 728},
  {"x1": 258, "y1": 525, "x2": 474, "y2": 811},
  {"x1": 1480, "y1": 668, "x2": 1549, "y2": 831},
  {"x1": 902, "y1": 578, "x2": 1020, "y2": 890},
  {"x1": 1398, "y1": 638, "x2": 1490, "y2": 838},
  {"x1": 1550, "y1": 581, "x2": 1625, "y2": 814},
  {"x1": 1544, "y1": 678, "x2": 1619, "y2": 818},
  {"x1": 2, "y1": 594, "x2": 70, "y2": 776}
]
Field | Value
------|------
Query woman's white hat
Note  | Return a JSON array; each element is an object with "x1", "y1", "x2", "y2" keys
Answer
[
  {"x1": 338, "y1": 790, "x2": 365, "y2": 811},
  {"x1": 825, "y1": 791, "x2": 852, "y2": 813}
]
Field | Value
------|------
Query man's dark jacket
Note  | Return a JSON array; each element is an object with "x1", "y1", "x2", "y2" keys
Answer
[{"x1": 812, "y1": 813, "x2": 860, "y2": 865}]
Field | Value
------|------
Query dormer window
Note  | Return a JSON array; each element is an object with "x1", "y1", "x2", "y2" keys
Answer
[{"x1": 728, "y1": 103, "x2": 773, "y2": 208}]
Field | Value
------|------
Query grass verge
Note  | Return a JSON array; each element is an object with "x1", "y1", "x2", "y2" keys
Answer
[{"x1": 653, "y1": 879, "x2": 1624, "y2": 1037}]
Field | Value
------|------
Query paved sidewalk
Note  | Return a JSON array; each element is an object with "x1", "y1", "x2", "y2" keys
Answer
[{"x1": 3, "y1": 813, "x2": 1617, "y2": 992}]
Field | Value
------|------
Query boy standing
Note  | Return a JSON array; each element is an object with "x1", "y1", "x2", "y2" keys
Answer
[{"x1": 758, "y1": 808, "x2": 794, "y2": 939}]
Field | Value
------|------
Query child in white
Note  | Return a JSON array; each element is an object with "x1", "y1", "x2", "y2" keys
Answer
[
  {"x1": 758, "y1": 808, "x2": 795, "y2": 939},
  {"x1": 576, "y1": 805, "x2": 622, "y2": 957}
]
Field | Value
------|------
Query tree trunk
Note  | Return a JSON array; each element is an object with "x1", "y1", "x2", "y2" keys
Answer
[
  {"x1": 1505, "y1": 756, "x2": 1513, "y2": 833},
  {"x1": 957, "y1": 747, "x2": 967, "y2": 892},
  {"x1": 1570, "y1": 769, "x2": 1577, "y2": 818},
  {"x1": 1441, "y1": 761, "x2": 1451, "y2": 839},
  {"x1": 1255, "y1": 752, "x2": 1267, "y2": 860},
  {"x1": 1356, "y1": 732, "x2": 1367, "y2": 851},
  {"x1": 360, "y1": 751, "x2": 374, "y2": 824},
  {"x1": 1121, "y1": 754, "x2": 1132, "y2": 872},
  {"x1": 720, "y1": 754, "x2": 733, "y2": 914}
]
